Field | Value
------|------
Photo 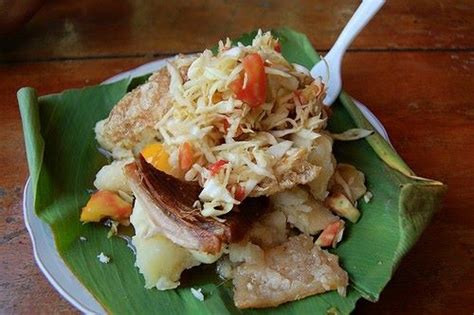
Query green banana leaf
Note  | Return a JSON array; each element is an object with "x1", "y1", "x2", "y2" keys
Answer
[{"x1": 18, "y1": 28, "x2": 446, "y2": 314}]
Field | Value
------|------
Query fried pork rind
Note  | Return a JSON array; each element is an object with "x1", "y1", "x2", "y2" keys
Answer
[
  {"x1": 125, "y1": 156, "x2": 270, "y2": 254},
  {"x1": 232, "y1": 235, "x2": 348, "y2": 309},
  {"x1": 95, "y1": 68, "x2": 172, "y2": 154},
  {"x1": 95, "y1": 59, "x2": 194, "y2": 158}
]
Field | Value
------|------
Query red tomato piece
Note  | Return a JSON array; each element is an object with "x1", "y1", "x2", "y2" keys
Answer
[
  {"x1": 208, "y1": 159, "x2": 229, "y2": 175},
  {"x1": 230, "y1": 53, "x2": 267, "y2": 107},
  {"x1": 179, "y1": 142, "x2": 194, "y2": 171},
  {"x1": 315, "y1": 220, "x2": 345, "y2": 248},
  {"x1": 234, "y1": 185, "x2": 246, "y2": 201},
  {"x1": 229, "y1": 77, "x2": 244, "y2": 95},
  {"x1": 274, "y1": 42, "x2": 281, "y2": 53},
  {"x1": 222, "y1": 117, "x2": 230, "y2": 133}
]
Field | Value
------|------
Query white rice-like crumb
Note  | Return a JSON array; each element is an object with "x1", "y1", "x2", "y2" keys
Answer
[
  {"x1": 79, "y1": 236, "x2": 87, "y2": 241},
  {"x1": 363, "y1": 191, "x2": 373, "y2": 203},
  {"x1": 190, "y1": 288, "x2": 204, "y2": 301},
  {"x1": 97, "y1": 252, "x2": 110, "y2": 264}
]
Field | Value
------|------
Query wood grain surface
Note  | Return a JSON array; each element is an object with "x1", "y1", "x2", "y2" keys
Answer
[
  {"x1": 0, "y1": 0, "x2": 473, "y2": 314},
  {"x1": 1, "y1": 0, "x2": 473, "y2": 62}
]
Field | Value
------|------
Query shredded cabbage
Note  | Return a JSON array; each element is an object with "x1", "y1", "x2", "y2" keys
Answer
[{"x1": 152, "y1": 30, "x2": 327, "y2": 217}]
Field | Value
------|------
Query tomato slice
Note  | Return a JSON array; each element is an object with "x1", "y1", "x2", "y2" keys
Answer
[
  {"x1": 230, "y1": 53, "x2": 267, "y2": 107},
  {"x1": 179, "y1": 142, "x2": 194, "y2": 171},
  {"x1": 274, "y1": 42, "x2": 281, "y2": 53},
  {"x1": 212, "y1": 117, "x2": 229, "y2": 135},
  {"x1": 234, "y1": 185, "x2": 246, "y2": 201},
  {"x1": 315, "y1": 220, "x2": 345, "y2": 248},
  {"x1": 208, "y1": 159, "x2": 228, "y2": 175},
  {"x1": 221, "y1": 117, "x2": 230, "y2": 133}
]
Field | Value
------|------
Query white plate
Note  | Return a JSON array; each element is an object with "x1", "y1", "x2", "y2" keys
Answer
[{"x1": 23, "y1": 58, "x2": 392, "y2": 314}]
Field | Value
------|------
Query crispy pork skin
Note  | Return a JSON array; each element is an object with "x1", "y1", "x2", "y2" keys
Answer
[
  {"x1": 125, "y1": 155, "x2": 269, "y2": 254},
  {"x1": 233, "y1": 235, "x2": 348, "y2": 308}
]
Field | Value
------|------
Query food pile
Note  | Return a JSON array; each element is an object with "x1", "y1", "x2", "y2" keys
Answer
[{"x1": 80, "y1": 31, "x2": 370, "y2": 308}]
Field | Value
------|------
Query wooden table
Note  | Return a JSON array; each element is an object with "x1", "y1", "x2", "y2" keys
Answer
[{"x1": 1, "y1": 1, "x2": 473, "y2": 314}]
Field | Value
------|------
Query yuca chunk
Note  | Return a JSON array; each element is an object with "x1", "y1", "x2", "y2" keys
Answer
[
  {"x1": 95, "y1": 68, "x2": 172, "y2": 152},
  {"x1": 271, "y1": 186, "x2": 338, "y2": 235},
  {"x1": 331, "y1": 163, "x2": 367, "y2": 203},
  {"x1": 233, "y1": 235, "x2": 348, "y2": 309},
  {"x1": 307, "y1": 134, "x2": 336, "y2": 200},
  {"x1": 94, "y1": 159, "x2": 133, "y2": 194}
]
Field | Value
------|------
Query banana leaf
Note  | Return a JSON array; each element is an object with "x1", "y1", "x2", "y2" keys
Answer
[{"x1": 18, "y1": 28, "x2": 446, "y2": 314}]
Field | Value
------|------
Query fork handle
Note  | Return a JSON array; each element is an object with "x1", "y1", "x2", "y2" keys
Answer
[{"x1": 326, "y1": 0, "x2": 385, "y2": 64}]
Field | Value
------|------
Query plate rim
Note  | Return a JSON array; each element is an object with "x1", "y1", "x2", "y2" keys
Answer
[{"x1": 23, "y1": 178, "x2": 105, "y2": 315}]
